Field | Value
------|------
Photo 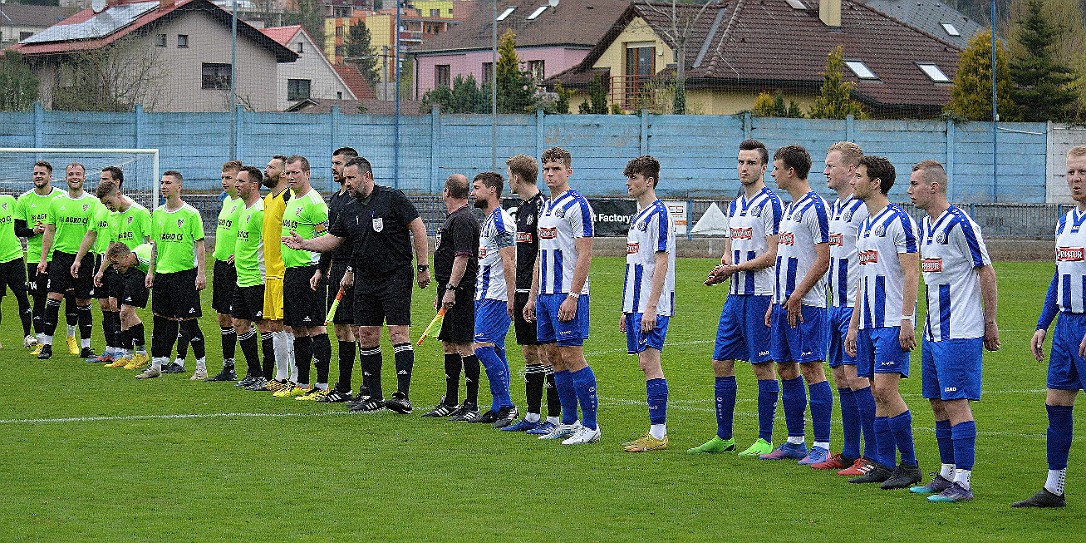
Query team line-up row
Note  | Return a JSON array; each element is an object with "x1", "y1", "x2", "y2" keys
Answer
[{"x1": 3, "y1": 143, "x2": 1084, "y2": 509}]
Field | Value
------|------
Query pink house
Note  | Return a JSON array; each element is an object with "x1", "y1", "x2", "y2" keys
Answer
[{"x1": 410, "y1": 0, "x2": 630, "y2": 99}]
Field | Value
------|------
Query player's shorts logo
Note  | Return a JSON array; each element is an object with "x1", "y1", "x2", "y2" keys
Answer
[
  {"x1": 859, "y1": 250, "x2": 879, "y2": 264},
  {"x1": 626, "y1": 242, "x2": 639, "y2": 254},
  {"x1": 922, "y1": 258, "x2": 943, "y2": 273},
  {"x1": 515, "y1": 232, "x2": 533, "y2": 243},
  {"x1": 1057, "y1": 247, "x2": 1084, "y2": 261},
  {"x1": 779, "y1": 232, "x2": 795, "y2": 246},
  {"x1": 539, "y1": 227, "x2": 557, "y2": 240},
  {"x1": 730, "y1": 227, "x2": 753, "y2": 240},
  {"x1": 829, "y1": 233, "x2": 843, "y2": 246}
]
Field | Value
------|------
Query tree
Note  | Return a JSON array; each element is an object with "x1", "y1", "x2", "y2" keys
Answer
[
  {"x1": 1007, "y1": 0, "x2": 1078, "y2": 121},
  {"x1": 640, "y1": 0, "x2": 716, "y2": 114},
  {"x1": 578, "y1": 74, "x2": 609, "y2": 114},
  {"x1": 345, "y1": 22, "x2": 381, "y2": 89},
  {"x1": 50, "y1": 37, "x2": 164, "y2": 112},
  {"x1": 283, "y1": 0, "x2": 324, "y2": 51},
  {"x1": 0, "y1": 51, "x2": 39, "y2": 112},
  {"x1": 495, "y1": 29, "x2": 536, "y2": 114},
  {"x1": 945, "y1": 29, "x2": 1019, "y2": 121},
  {"x1": 421, "y1": 74, "x2": 488, "y2": 113},
  {"x1": 808, "y1": 46, "x2": 866, "y2": 119},
  {"x1": 753, "y1": 90, "x2": 803, "y2": 118}
]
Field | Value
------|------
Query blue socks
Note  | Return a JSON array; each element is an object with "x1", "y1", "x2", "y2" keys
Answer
[
  {"x1": 838, "y1": 387, "x2": 860, "y2": 460},
  {"x1": 782, "y1": 376, "x2": 807, "y2": 439},
  {"x1": 889, "y1": 410, "x2": 917, "y2": 466},
  {"x1": 874, "y1": 416, "x2": 895, "y2": 467},
  {"x1": 935, "y1": 419, "x2": 954, "y2": 465},
  {"x1": 757, "y1": 379, "x2": 779, "y2": 442},
  {"x1": 475, "y1": 346, "x2": 513, "y2": 411},
  {"x1": 854, "y1": 387, "x2": 876, "y2": 460},
  {"x1": 646, "y1": 378, "x2": 668, "y2": 425},
  {"x1": 951, "y1": 420, "x2": 977, "y2": 471},
  {"x1": 715, "y1": 376, "x2": 737, "y2": 440},
  {"x1": 809, "y1": 380, "x2": 833, "y2": 444},
  {"x1": 571, "y1": 366, "x2": 599, "y2": 430},
  {"x1": 553, "y1": 370, "x2": 578, "y2": 425},
  {"x1": 1047, "y1": 404, "x2": 1074, "y2": 470}
]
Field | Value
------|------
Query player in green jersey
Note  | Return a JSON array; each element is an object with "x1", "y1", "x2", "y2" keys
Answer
[
  {"x1": 104, "y1": 241, "x2": 151, "y2": 364},
  {"x1": 138, "y1": 170, "x2": 207, "y2": 379},
  {"x1": 205, "y1": 161, "x2": 244, "y2": 382},
  {"x1": 275, "y1": 155, "x2": 332, "y2": 400},
  {"x1": 36, "y1": 163, "x2": 102, "y2": 360},
  {"x1": 231, "y1": 166, "x2": 275, "y2": 390},
  {"x1": 13, "y1": 160, "x2": 59, "y2": 351},
  {"x1": 0, "y1": 190, "x2": 33, "y2": 346},
  {"x1": 70, "y1": 167, "x2": 125, "y2": 363}
]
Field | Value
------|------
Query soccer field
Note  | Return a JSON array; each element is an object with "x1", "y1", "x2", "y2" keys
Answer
[{"x1": 0, "y1": 257, "x2": 1077, "y2": 541}]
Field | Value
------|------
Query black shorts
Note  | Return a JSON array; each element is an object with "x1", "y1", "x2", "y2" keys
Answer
[
  {"x1": 354, "y1": 266, "x2": 413, "y2": 327},
  {"x1": 327, "y1": 260, "x2": 354, "y2": 324},
  {"x1": 0, "y1": 258, "x2": 26, "y2": 298},
  {"x1": 102, "y1": 265, "x2": 124, "y2": 300},
  {"x1": 284, "y1": 265, "x2": 326, "y2": 327},
  {"x1": 27, "y1": 262, "x2": 47, "y2": 297},
  {"x1": 94, "y1": 255, "x2": 109, "y2": 299},
  {"x1": 231, "y1": 284, "x2": 265, "y2": 322},
  {"x1": 513, "y1": 290, "x2": 540, "y2": 345},
  {"x1": 118, "y1": 269, "x2": 149, "y2": 308},
  {"x1": 212, "y1": 260, "x2": 237, "y2": 314},
  {"x1": 48, "y1": 251, "x2": 95, "y2": 298},
  {"x1": 437, "y1": 285, "x2": 475, "y2": 344},
  {"x1": 151, "y1": 268, "x2": 202, "y2": 319}
]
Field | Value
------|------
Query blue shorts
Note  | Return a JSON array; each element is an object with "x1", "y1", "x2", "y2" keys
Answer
[
  {"x1": 921, "y1": 337, "x2": 982, "y2": 400},
  {"x1": 474, "y1": 298, "x2": 511, "y2": 348},
  {"x1": 625, "y1": 313, "x2": 670, "y2": 354},
  {"x1": 856, "y1": 326, "x2": 911, "y2": 378},
  {"x1": 768, "y1": 304, "x2": 826, "y2": 363},
  {"x1": 536, "y1": 293, "x2": 590, "y2": 347},
  {"x1": 1048, "y1": 312, "x2": 1086, "y2": 391},
  {"x1": 713, "y1": 294, "x2": 772, "y2": 364},
  {"x1": 826, "y1": 306, "x2": 857, "y2": 368}
]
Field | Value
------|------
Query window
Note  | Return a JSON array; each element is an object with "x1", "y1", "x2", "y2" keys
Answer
[
  {"x1": 496, "y1": 6, "x2": 515, "y2": 20},
  {"x1": 527, "y1": 59, "x2": 545, "y2": 81},
  {"x1": 19, "y1": 31, "x2": 33, "y2": 41},
  {"x1": 177, "y1": 34, "x2": 188, "y2": 48},
  {"x1": 201, "y1": 63, "x2": 231, "y2": 90},
  {"x1": 288, "y1": 79, "x2": 312, "y2": 101},
  {"x1": 296, "y1": 41, "x2": 304, "y2": 54},
  {"x1": 155, "y1": 33, "x2": 166, "y2": 47},
  {"x1": 482, "y1": 62, "x2": 493, "y2": 84},
  {"x1": 430, "y1": 8, "x2": 440, "y2": 16},
  {"x1": 785, "y1": 0, "x2": 806, "y2": 9},
  {"x1": 917, "y1": 63, "x2": 950, "y2": 82},
  {"x1": 527, "y1": 5, "x2": 548, "y2": 19},
  {"x1": 844, "y1": 60, "x2": 878, "y2": 80},
  {"x1": 625, "y1": 44, "x2": 655, "y2": 107},
  {"x1": 336, "y1": 91, "x2": 343, "y2": 99},
  {"x1": 435, "y1": 64, "x2": 451, "y2": 87},
  {"x1": 941, "y1": 23, "x2": 960, "y2": 36},
  {"x1": 336, "y1": 26, "x2": 344, "y2": 37}
]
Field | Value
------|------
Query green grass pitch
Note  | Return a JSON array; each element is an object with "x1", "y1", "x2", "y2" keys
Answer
[{"x1": 0, "y1": 257, "x2": 1079, "y2": 541}]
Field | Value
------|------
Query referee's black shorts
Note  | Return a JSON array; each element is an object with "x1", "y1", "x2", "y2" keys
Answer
[
  {"x1": 284, "y1": 265, "x2": 326, "y2": 327},
  {"x1": 353, "y1": 266, "x2": 413, "y2": 327},
  {"x1": 513, "y1": 290, "x2": 540, "y2": 345},
  {"x1": 48, "y1": 251, "x2": 95, "y2": 299},
  {"x1": 151, "y1": 268, "x2": 202, "y2": 319},
  {"x1": 212, "y1": 259, "x2": 237, "y2": 314},
  {"x1": 437, "y1": 283, "x2": 475, "y2": 344},
  {"x1": 326, "y1": 260, "x2": 354, "y2": 325},
  {"x1": 0, "y1": 257, "x2": 26, "y2": 298}
]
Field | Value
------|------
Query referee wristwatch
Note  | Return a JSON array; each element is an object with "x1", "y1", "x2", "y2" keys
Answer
[{"x1": 446, "y1": 282, "x2": 459, "y2": 291}]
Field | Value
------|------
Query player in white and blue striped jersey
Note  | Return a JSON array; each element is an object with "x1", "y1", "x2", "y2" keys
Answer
[
  {"x1": 907, "y1": 160, "x2": 1000, "y2": 503},
  {"x1": 818, "y1": 142, "x2": 878, "y2": 474},
  {"x1": 845, "y1": 155, "x2": 922, "y2": 489},
  {"x1": 690, "y1": 139, "x2": 783, "y2": 457},
  {"x1": 524, "y1": 147, "x2": 600, "y2": 445},
  {"x1": 469, "y1": 172, "x2": 520, "y2": 428},
  {"x1": 619, "y1": 156, "x2": 675, "y2": 453},
  {"x1": 759, "y1": 145, "x2": 834, "y2": 465},
  {"x1": 1016, "y1": 146, "x2": 1086, "y2": 509}
]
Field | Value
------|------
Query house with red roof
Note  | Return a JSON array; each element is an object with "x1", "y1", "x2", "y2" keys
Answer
[
  {"x1": 549, "y1": 0, "x2": 966, "y2": 117},
  {"x1": 11, "y1": 0, "x2": 297, "y2": 112},
  {"x1": 260, "y1": 25, "x2": 359, "y2": 110}
]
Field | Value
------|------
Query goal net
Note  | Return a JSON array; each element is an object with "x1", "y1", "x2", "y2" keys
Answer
[{"x1": 0, "y1": 148, "x2": 160, "y2": 210}]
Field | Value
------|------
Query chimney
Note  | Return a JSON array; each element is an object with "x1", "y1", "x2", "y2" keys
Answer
[
  {"x1": 819, "y1": 0, "x2": 841, "y2": 27},
  {"x1": 160, "y1": 0, "x2": 176, "y2": 8}
]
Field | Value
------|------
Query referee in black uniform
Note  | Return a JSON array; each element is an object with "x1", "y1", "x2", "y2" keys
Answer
[
  {"x1": 285, "y1": 156, "x2": 431, "y2": 414},
  {"x1": 500, "y1": 154, "x2": 562, "y2": 433}
]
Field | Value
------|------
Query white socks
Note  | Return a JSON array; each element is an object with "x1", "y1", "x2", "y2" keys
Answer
[
  {"x1": 1045, "y1": 469, "x2": 1066, "y2": 496},
  {"x1": 649, "y1": 424, "x2": 667, "y2": 440},
  {"x1": 940, "y1": 463, "x2": 955, "y2": 480}
]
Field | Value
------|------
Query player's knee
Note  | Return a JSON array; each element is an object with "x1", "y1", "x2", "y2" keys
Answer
[{"x1": 711, "y1": 359, "x2": 736, "y2": 377}]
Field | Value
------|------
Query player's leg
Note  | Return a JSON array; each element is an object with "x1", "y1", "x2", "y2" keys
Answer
[
  {"x1": 870, "y1": 329, "x2": 920, "y2": 489},
  {"x1": 553, "y1": 295, "x2": 598, "y2": 445},
  {"x1": 382, "y1": 269, "x2": 416, "y2": 414},
  {"x1": 351, "y1": 324, "x2": 385, "y2": 412},
  {"x1": 624, "y1": 312, "x2": 670, "y2": 452},
  {"x1": 474, "y1": 299, "x2": 516, "y2": 424},
  {"x1": 425, "y1": 339, "x2": 463, "y2": 417},
  {"x1": 762, "y1": 305, "x2": 807, "y2": 461},
  {"x1": 38, "y1": 252, "x2": 76, "y2": 359},
  {"x1": 4, "y1": 259, "x2": 33, "y2": 343},
  {"x1": 911, "y1": 339, "x2": 956, "y2": 494},
  {"x1": 689, "y1": 297, "x2": 743, "y2": 454},
  {"x1": 210, "y1": 259, "x2": 238, "y2": 380},
  {"x1": 323, "y1": 262, "x2": 356, "y2": 402},
  {"x1": 63, "y1": 291, "x2": 79, "y2": 355}
]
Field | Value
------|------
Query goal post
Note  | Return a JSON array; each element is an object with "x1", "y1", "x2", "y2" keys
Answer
[{"x1": 0, "y1": 147, "x2": 160, "y2": 210}]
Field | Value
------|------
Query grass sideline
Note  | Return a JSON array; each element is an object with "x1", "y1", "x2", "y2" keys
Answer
[{"x1": 0, "y1": 257, "x2": 1078, "y2": 541}]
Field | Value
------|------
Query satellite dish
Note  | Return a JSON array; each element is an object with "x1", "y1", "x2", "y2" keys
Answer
[
  {"x1": 91, "y1": 0, "x2": 107, "y2": 13},
  {"x1": 548, "y1": 0, "x2": 559, "y2": 7}
]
